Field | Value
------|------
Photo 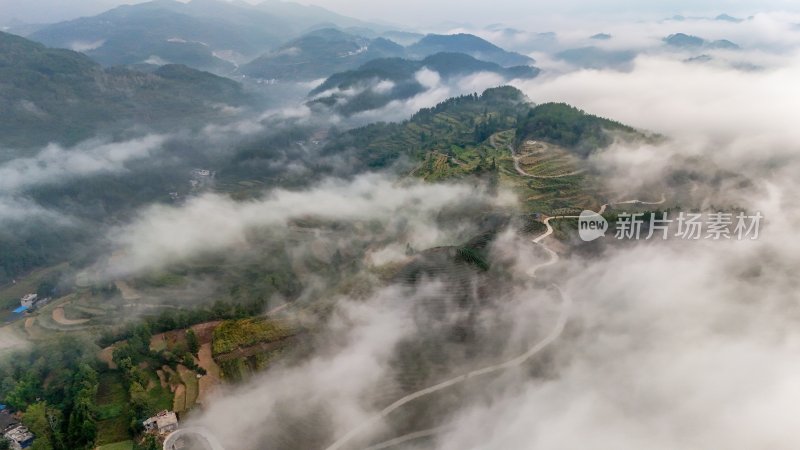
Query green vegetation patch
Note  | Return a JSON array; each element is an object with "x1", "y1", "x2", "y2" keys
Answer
[
  {"x1": 97, "y1": 441, "x2": 134, "y2": 450},
  {"x1": 516, "y1": 102, "x2": 639, "y2": 157},
  {"x1": 212, "y1": 318, "x2": 299, "y2": 355},
  {"x1": 95, "y1": 371, "x2": 133, "y2": 445}
]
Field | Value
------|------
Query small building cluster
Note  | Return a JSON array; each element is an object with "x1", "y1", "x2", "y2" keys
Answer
[
  {"x1": 3, "y1": 425, "x2": 34, "y2": 450},
  {"x1": 143, "y1": 410, "x2": 179, "y2": 435},
  {"x1": 19, "y1": 294, "x2": 36, "y2": 309},
  {"x1": 1, "y1": 409, "x2": 35, "y2": 450},
  {"x1": 11, "y1": 293, "x2": 49, "y2": 315}
]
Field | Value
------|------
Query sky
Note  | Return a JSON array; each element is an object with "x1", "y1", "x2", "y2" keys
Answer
[{"x1": 1, "y1": 0, "x2": 799, "y2": 26}]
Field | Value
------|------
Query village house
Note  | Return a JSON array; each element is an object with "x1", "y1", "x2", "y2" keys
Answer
[
  {"x1": 143, "y1": 410, "x2": 179, "y2": 435},
  {"x1": 19, "y1": 294, "x2": 37, "y2": 309},
  {"x1": 3, "y1": 424, "x2": 35, "y2": 450}
]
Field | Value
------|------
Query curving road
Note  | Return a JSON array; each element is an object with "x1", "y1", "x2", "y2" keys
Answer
[
  {"x1": 325, "y1": 217, "x2": 576, "y2": 450},
  {"x1": 325, "y1": 286, "x2": 571, "y2": 450},
  {"x1": 496, "y1": 137, "x2": 585, "y2": 179},
  {"x1": 512, "y1": 154, "x2": 586, "y2": 179}
]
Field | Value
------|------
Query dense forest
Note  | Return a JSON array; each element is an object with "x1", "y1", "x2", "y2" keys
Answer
[{"x1": 515, "y1": 102, "x2": 640, "y2": 157}]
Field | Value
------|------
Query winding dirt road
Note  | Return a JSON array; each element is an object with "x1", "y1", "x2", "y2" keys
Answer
[
  {"x1": 512, "y1": 155, "x2": 586, "y2": 179},
  {"x1": 352, "y1": 194, "x2": 667, "y2": 450},
  {"x1": 493, "y1": 136, "x2": 585, "y2": 179},
  {"x1": 324, "y1": 223, "x2": 575, "y2": 450}
]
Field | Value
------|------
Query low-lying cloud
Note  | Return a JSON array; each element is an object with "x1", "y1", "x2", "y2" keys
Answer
[
  {"x1": 109, "y1": 173, "x2": 516, "y2": 276},
  {"x1": 0, "y1": 135, "x2": 166, "y2": 192}
]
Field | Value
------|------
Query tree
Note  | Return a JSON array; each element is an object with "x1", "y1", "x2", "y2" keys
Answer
[
  {"x1": 141, "y1": 434, "x2": 160, "y2": 450},
  {"x1": 66, "y1": 364, "x2": 97, "y2": 449},
  {"x1": 23, "y1": 402, "x2": 54, "y2": 450},
  {"x1": 128, "y1": 382, "x2": 151, "y2": 419},
  {"x1": 186, "y1": 329, "x2": 200, "y2": 356}
]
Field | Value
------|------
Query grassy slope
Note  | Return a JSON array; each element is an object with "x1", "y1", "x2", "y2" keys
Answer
[{"x1": 95, "y1": 371, "x2": 133, "y2": 446}]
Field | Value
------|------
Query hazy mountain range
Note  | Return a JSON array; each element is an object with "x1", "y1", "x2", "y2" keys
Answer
[{"x1": 309, "y1": 52, "x2": 540, "y2": 115}]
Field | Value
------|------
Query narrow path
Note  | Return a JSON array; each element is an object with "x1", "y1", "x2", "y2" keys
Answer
[
  {"x1": 512, "y1": 154, "x2": 585, "y2": 179},
  {"x1": 497, "y1": 137, "x2": 585, "y2": 179}
]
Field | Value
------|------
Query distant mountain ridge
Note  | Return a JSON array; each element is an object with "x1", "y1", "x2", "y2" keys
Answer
[
  {"x1": 308, "y1": 52, "x2": 539, "y2": 115},
  {"x1": 241, "y1": 28, "x2": 406, "y2": 80},
  {"x1": 664, "y1": 33, "x2": 739, "y2": 50},
  {"x1": 242, "y1": 29, "x2": 537, "y2": 81},
  {"x1": 28, "y1": 0, "x2": 385, "y2": 73},
  {"x1": 407, "y1": 33, "x2": 534, "y2": 66}
]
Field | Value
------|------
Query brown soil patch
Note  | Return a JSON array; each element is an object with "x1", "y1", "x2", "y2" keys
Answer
[
  {"x1": 149, "y1": 320, "x2": 222, "y2": 352},
  {"x1": 114, "y1": 280, "x2": 140, "y2": 301},
  {"x1": 191, "y1": 321, "x2": 221, "y2": 343},
  {"x1": 196, "y1": 343, "x2": 222, "y2": 407},
  {"x1": 23, "y1": 317, "x2": 34, "y2": 336},
  {"x1": 172, "y1": 384, "x2": 186, "y2": 412},
  {"x1": 156, "y1": 369, "x2": 168, "y2": 388},
  {"x1": 98, "y1": 345, "x2": 117, "y2": 369}
]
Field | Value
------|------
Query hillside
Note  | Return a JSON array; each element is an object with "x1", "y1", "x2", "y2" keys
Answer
[
  {"x1": 407, "y1": 33, "x2": 534, "y2": 66},
  {"x1": 664, "y1": 33, "x2": 740, "y2": 50},
  {"x1": 240, "y1": 28, "x2": 405, "y2": 80},
  {"x1": 515, "y1": 102, "x2": 640, "y2": 157},
  {"x1": 308, "y1": 52, "x2": 540, "y2": 115},
  {"x1": 322, "y1": 86, "x2": 530, "y2": 170},
  {"x1": 0, "y1": 31, "x2": 246, "y2": 149}
]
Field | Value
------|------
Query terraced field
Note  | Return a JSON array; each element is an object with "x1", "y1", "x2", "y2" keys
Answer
[
  {"x1": 515, "y1": 140, "x2": 585, "y2": 177},
  {"x1": 490, "y1": 131, "x2": 607, "y2": 216}
]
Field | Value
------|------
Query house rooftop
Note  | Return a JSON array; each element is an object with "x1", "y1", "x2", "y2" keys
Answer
[
  {"x1": 143, "y1": 410, "x2": 179, "y2": 435},
  {"x1": 4, "y1": 424, "x2": 34, "y2": 447}
]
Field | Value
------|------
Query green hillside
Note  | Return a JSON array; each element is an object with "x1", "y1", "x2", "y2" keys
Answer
[
  {"x1": 0, "y1": 31, "x2": 246, "y2": 149},
  {"x1": 515, "y1": 102, "x2": 640, "y2": 157}
]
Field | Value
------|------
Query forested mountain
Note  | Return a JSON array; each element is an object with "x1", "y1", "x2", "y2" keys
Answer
[
  {"x1": 309, "y1": 53, "x2": 540, "y2": 115},
  {"x1": 664, "y1": 33, "x2": 740, "y2": 49},
  {"x1": 241, "y1": 28, "x2": 406, "y2": 80},
  {"x1": 322, "y1": 86, "x2": 531, "y2": 169},
  {"x1": 407, "y1": 33, "x2": 534, "y2": 66},
  {"x1": 0, "y1": 31, "x2": 246, "y2": 149},
  {"x1": 516, "y1": 102, "x2": 641, "y2": 157}
]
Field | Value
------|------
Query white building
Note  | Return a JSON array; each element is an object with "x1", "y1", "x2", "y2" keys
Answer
[
  {"x1": 143, "y1": 410, "x2": 179, "y2": 435},
  {"x1": 20, "y1": 294, "x2": 37, "y2": 309},
  {"x1": 4, "y1": 424, "x2": 34, "y2": 449}
]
